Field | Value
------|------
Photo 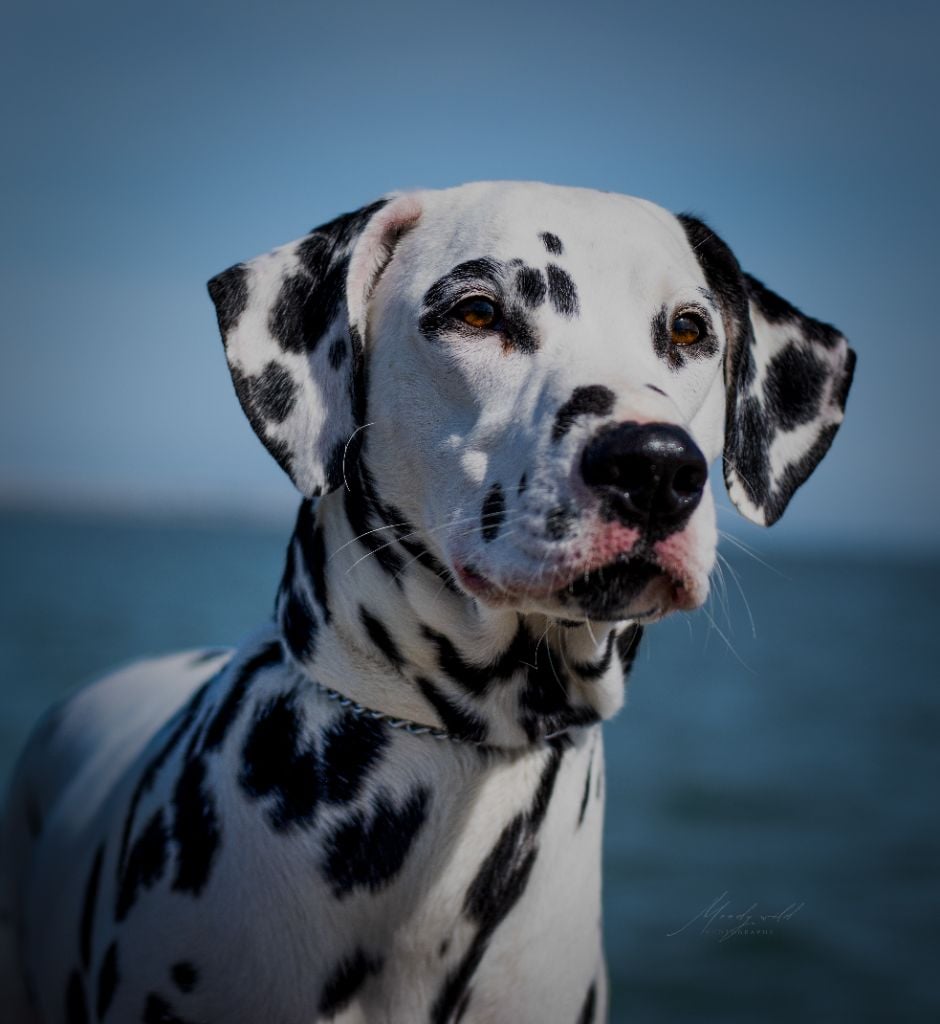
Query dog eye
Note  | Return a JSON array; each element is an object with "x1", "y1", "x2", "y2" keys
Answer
[
  {"x1": 454, "y1": 297, "x2": 501, "y2": 330},
  {"x1": 671, "y1": 312, "x2": 707, "y2": 346}
]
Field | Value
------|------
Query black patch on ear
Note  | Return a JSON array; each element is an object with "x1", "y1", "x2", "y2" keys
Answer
[
  {"x1": 762, "y1": 344, "x2": 827, "y2": 430},
  {"x1": 96, "y1": 941, "x2": 119, "y2": 1020},
  {"x1": 321, "y1": 786, "x2": 430, "y2": 897},
  {"x1": 577, "y1": 981, "x2": 597, "y2": 1024},
  {"x1": 416, "y1": 677, "x2": 489, "y2": 743},
  {"x1": 359, "y1": 606, "x2": 404, "y2": 668},
  {"x1": 744, "y1": 273, "x2": 843, "y2": 349},
  {"x1": 66, "y1": 970, "x2": 89, "y2": 1024},
  {"x1": 116, "y1": 809, "x2": 168, "y2": 921},
  {"x1": 321, "y1": 709, "x2": 390, "y2": 804},
  {"x1": 250, "y1": 361, "x2": 298, "y2": 424},
  {"x1": 546, "y1": 505, "x2": 574, "y2": 540},
  {"x1": 318, "y1": 949, "x2": 383, "y2": 1017},
  {"x1": 726, "y1": 394, "x2": 770, "y2": 511},
  {"x1": 328, "y1": 335, "x2": 348, "y2": 369},
  {"x1": 515, "y1": 266, "x2": 547, "y2": 308},
  {"x1": 207, "y1": 264, "x2": 249, "y2": 340},
  {"x1": 170, "y1": 962, "x2": 198, "y2": 994},
  {"x1": 616, "y1": 624, "x2": 644, "y2": 676},
  {"x1": 546, "y1": 264, "x2": 579, "y2": 317},
  {"x1": 239, "y1": 693, "x2": 320, "y2": 831},
  {"x1": 481, "y1": 483, "x2": 505, "y2": 542},
  {"x1": 552, "y1": 385, "x2": 615, "y2": 441},
  {"x1": 79, "y1": 844, "x2": 104, "y2": 969},
  {"x1": 540, "y1": 232, "x2": 563, "y2": 255},
  {"x1": 171, "y1": 752, "x2": 221, "y2": 895}
]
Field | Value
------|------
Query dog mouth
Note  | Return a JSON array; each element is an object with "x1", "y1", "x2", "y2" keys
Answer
[
  {"x1": 456, "y1": 553, "x2": 695, "y2": 620},
  {"x1": 557, "y1": 557, "x2": 666, "y2": 620}
]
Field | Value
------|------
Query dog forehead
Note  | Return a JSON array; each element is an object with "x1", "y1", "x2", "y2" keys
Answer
[{"x1": 394, "y1": 182, "x2": 702, "y2": 295}]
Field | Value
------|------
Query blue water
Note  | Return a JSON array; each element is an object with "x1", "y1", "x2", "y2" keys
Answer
[{"x1": 1, "y1": 509, "x2": 938, "y2": 1022}]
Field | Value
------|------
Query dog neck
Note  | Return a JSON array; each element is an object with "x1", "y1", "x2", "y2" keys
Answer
[{"x1": 274, "y1": 470, "x2": 644, "y2": 750}]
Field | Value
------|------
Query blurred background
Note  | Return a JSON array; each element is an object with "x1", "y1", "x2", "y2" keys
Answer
[{"x1": 2, "y1": 0, "x2": 938, "y2": 1020}]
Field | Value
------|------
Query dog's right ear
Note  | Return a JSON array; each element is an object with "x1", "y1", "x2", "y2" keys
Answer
[{"x1": 208, "y1": 194, "x2": 422, "y2": 497}]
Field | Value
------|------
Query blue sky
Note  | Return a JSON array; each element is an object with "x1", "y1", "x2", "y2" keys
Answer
[{"x1": 2, "y1": 0, "x2": 937, "y2": 550}]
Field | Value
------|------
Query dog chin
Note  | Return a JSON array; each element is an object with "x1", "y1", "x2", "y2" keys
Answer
[{"x1": 454, "y1": 555, "x2": 708, "y2": 622}]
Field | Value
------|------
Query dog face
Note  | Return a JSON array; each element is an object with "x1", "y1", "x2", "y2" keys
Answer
[{"x1": 209, "y1": 182, "x2": 854, "y2": 624}]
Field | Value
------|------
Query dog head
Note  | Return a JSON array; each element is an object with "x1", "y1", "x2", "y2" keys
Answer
[{"x1": 209, "y1": 182, "x2": 854, "y2": 625}]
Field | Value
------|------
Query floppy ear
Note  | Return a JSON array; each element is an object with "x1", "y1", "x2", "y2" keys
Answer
[
  {"x1": 207, "y1": 194, "x2": 422, "y2": 497},
  {"x1": 678, "y1": 215, "x2": 856, "y2": 526}
]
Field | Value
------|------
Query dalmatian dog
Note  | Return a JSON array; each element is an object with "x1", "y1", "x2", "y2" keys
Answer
[{"x1": 0, "y1": 182, "x2": 854, "y2": 1023}]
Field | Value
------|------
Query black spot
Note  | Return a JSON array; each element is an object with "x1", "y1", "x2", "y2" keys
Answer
[
  {"x1": 515, "y1": 266, "x2": 546, "y2": 308},
  {"x1": 546, "y1": 505, "x2": 574, "y2": 541},
  {"x1": 439, "y1": 938, "x2": 450, "y2": 957},
  {"x1": 79, "y1": 844, "x2": 104, "y2": 969},
  {"x1": 552, "y1": 385, "x2": 615, "y2": 442},
  {"x1": 546, "y1": 264, "x2": 579, "y2": 317},
  {"x1": 170, "y1": 962, "x2": 198, "y2": 994},
  {"x1": 249, "y1": 361, "x2": 298, "y2": 424},
  {"x1": 517, "y1": 473, "x2": 527, "y2": 496},
  {"x1": 318, "y1": 949, "x2": 383, "y2": 1017},
  {"x1": 171, "y1": 752, "x2": 221, "y2": 895},
  {"x1": 322, "y1": 787, "x2": 430, "y2": 898},
  {"x1": 456, "y1": 990, "x2": 473, "y2": 1022},
  {"x1": 359, "y1": 606, "x2": 404, "y2": 669},
  {"x1": 415, "y1": 677, "x2": 489, "y2": 743},
  {"x1": 96, "y1": 941, "x2": 119, "y2": 1020},
  {"x1": 328, "y1": 335, "x2": 349, "y2": 369},
  {"x1": 117, "y1": 681, "x2": 213, "y2": 890},
  {"x1": 572, "y1": 631, "x2": 617, "y2": 681},
  {"x1": 342, "y1": 461, "x2": 407, "y2": 583},
  {"x1": 577, "y1": 755, "x2": 593, "y2": 827},
  {"x1": 422, "y1": 619, "x2": 531, "y2": 697},
  {"x1": 481, "y1": 483, "x2": 505, "y2": 542},
  {"x1": 294, "y1": 501, "x2": 332, "y2": 624},
  {"x1": 726, "y1": 394, "x2": 771, "y2": 512},
  {"x1": 762, "y1": 344, "x2": 827, "y2": 431},
  {"x1": 202, "y1": 642, "x2": 283, "y2": 752},
  {"x1": 66, "y1": 970, "x2": 89, "y2": 1024},
  {"x1": 321, "y1": 709, "x2": 389, "y2": 804},
  {"x1": 281, "y1": 581, "x2": 319, "y2": 662},
  {"x1": 142, "y1": 992, "x2": 198, "y2": 1024},
  {"x1": 577, "y1": 981, "x2": 597, "y2": 1024},
  {"x1": 517, "y1": 647, "x2": 599, "y2": 742},
  {"x1": 116, "y1": 809, "x2": 167, "y2": 921},
  {"x1": 432, "y1": 746, "x2": 564, "y2": 1023},
  {"x1": 207, "y1": 263, "x2": 249, "y2": 340},
  {"x1": 378, "y1": 501, "x2": 462, "y2": 593},
  {"x1": 540, "y1": 232, "x2": 563, "y2": 255},
  {"x1": 616, "y1": 624, "x2": 644, "y2": 676},
  {"x1": 239, "y1": 692, "x2": 319, "y2": 831}
]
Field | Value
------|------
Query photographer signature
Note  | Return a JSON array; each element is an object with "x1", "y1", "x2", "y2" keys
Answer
[{"x1": 667, "y1": 892, "x2": 805, "y2": 942}]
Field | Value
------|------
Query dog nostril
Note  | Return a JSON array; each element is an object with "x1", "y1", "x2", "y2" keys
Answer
[
  {"x1": 580, "y1": 422, "x2": 707, "y2": 528},
  {"x1": 672, "y1": 463, "x2": 707, "y2": 498}
]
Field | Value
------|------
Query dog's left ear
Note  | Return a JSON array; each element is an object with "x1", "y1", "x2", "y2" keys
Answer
[
  {"x1": 678, "y1": 214, "x2": 856, "y2": 526},
  {"x1": 207, "y1": 194, "x2": 422, "y2": 497}
]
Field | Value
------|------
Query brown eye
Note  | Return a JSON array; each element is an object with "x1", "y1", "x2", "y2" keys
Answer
[
  {"x1": 671, "y1": 312, "x2": 707, "y2": 346},
  {"x1": 455, "y1": 297, "x2": 500, "y2": 330}
]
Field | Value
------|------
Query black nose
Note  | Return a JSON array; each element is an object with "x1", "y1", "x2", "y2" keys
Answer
[{"x1": 580, "y1": 422, "x2": 708, "y2": 529}]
